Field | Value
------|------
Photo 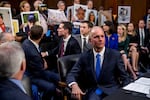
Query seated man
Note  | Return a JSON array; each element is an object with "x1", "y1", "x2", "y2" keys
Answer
[
  {"x1": 0, "y1": 41, "x2": 32, "y2": 100},
  {"x1": 22, "y1": 25, "x2": 60, "y2": 100},
  {"x1": 66, "y1": 26, "x2": 130, "y2": 100}
]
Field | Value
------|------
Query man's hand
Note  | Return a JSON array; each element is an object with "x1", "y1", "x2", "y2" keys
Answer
[{"x1": 71, "y1": 83, "x2": 86, "y2": 100}]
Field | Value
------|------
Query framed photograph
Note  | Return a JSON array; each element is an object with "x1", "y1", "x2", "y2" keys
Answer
[
  {"x1": 21, "y1": 11, "x2": 40, "y2": 32},
  {"x1": 0, "y1": 7, "x2": 14, "y2": 34},
  {"x1": 67, "y1": 6, "x2": 74, "y2": 22},
  {"x1": 12, "y1": 19, "x2": 19, "y2": 36},
  {"x1": 87, "y1": 9, "x2": 97, "y2": 25},
  {"x1": 47, "y1": 9, "x2": 68, "y2": 25},
  {"x1": 118, "y1": 6, "x2": 131, "y2": 23},
  {"x1": 98, "y1": 10, "x2": 112, "y2": 26},
  {"x1": 73, "y1": 4, "x2": 88, "y2": 21}
]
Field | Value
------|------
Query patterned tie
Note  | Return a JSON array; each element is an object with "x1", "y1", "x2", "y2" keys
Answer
[
  {"x1": 60, "y1": 41, "x2": 64, "y2": 57},
  {"x1": 96, "y1": 54, "x2": 101, "y2": 80},
  {"x1": 140, "y1": 30, "x2": 144, "y2": 46}
]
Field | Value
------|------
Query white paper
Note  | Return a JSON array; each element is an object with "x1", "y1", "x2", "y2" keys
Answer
[{"x1": 123, "y1": 77, "x2": 150, "y2": 94}]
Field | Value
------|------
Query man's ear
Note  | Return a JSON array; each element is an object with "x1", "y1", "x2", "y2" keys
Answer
[{"x1": 20, "y1": 59, "x2": 26, "y2": 72}]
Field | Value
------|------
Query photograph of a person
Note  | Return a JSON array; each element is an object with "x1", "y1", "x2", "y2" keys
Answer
[
  {"x1": 0, "y1": 7, "x2": 13, "y2": 34},
  {"x1": 74, "y1": 4, "x2": 88, "y2": 21},
  {"x1": 118, "y1": 6, "x2": 131, "y2": 23},
  {"x1": 88, "y1": 9, "x2": 97, "y2": 25},
  {"x1": 21, "y1": 11, "x2": 40, "y2": 33}
]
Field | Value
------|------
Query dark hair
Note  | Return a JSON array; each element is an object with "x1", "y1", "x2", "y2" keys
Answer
[
  {"x1": 104, "y1": 21, "x2": 114, "y2": 34},
  {"x1": 30, "y1": 25, "x2": 43, "y2": 40},
  {"x1": 0, "y1": 13, "x2": 3, "y2": 19},
  {"x1": 81, "y1": 20, "x2": 93, "y2": 28},
  {"x1": 61, "y1": 21, "x2": 73, "y2": 34}
]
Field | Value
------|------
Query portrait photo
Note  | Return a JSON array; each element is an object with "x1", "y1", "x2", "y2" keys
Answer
[
  {"x1": 0, "y1": 7, "x2": 13, "y2": 34},
  {"x1": 73, "y1": 4, "x2": 88, "y2": 21},
  {"x1": 21, "y1": 11, "x2": 40, "y2": 32},
  {"x1": 118, "y1": 6, "x2": 131, "y2": 23},
  {"x1": 87, "y1": 9, "x2": 97, "y2": 25}
]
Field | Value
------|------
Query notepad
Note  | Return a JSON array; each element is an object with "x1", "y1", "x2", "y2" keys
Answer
[{"x1": 123, "y1": 77, "x2": 150, "y2": 94}]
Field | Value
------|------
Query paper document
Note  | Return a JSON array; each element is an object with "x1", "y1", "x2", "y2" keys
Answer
[{"x1": 123, "y1": 77, "x2": 150, "y2": 94}]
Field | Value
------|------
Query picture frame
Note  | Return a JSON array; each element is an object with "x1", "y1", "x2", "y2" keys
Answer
[
  {"x1": 12, "y1": 19, "x2": 19, "y2": 36},
  {"x1": 21, "y1": 11, "x2": 40, "y2": 32},
  {"x1": 118, "y1": 6, "x2": 131, "y2": 23},
  {"x1": 0, "y1": 7, "x2": 14, "y2": 34}
]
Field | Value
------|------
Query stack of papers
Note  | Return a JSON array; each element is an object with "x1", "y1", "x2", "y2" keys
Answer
[{"x1": 123, "y1": 77, "x2": 150, "y2": 94}]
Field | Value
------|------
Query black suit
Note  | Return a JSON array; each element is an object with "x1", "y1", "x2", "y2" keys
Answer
[
  {"x1": 0, "y1": 78, "x2": 32, "y2": 100},
  {"x1": 66, "y1": 48, "x2": 130, "y2": 99},
  {"x1": 22, "y1": 39, "x2": 59, "y2": 99},
  {"x1": 47, "y1": 36, "x2": 81, "y2": 57}
]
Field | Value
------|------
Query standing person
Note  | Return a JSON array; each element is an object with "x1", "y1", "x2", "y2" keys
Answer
[
  {"x1": 0, "y1": 41, "x2": 32, "y2": 100},
  {"x1": 103, "y1": 21, "x2": 118, "y2": 50},
  {"x1": 117, "y1": 24, "x2": 137, "y2": 80},
  {"x1": 22, "y1": 25, "x2": 60, "y2": 100},
  {"x1": 74, "y1": 20, "x2": 93, "y2": 52},
  {"x1": 66, "y1": 26, "x2": 130, "y2": 100},
  {"x1": 127, "y1": 23, "x2": 139, "y2": 74},
  {"x1": 143, "y1": 8, "x2": 150, "y2": 29}
]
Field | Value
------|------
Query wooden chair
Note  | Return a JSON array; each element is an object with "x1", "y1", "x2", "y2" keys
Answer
[{"x1": 57, "y1": 54, "x2": 80, "y2": 100}]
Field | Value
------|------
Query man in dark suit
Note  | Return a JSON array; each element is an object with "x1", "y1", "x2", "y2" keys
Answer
[
  {"x1": 66, "y1": 26, "x2": 130, "y2": 100},
  {"x1": 41, "y1": 21, "x2": 81, "y2": 58},
  {"x1": 0, "y1": 41, "x2": 32, "y2": 100},
  {"x1": 73, "y1": 20, "x2": 93, "y2": 53},
  {"x1": 135, "y1": 19, "x2": 150, "y2": 68},
  {"x1": 22, "y1": 25, "x2": 60, "y2": 100}
]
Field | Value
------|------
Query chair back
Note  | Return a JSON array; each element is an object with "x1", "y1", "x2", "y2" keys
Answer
[{"x1": 57, "y1": 54, "x2": 80, "y2": 81}]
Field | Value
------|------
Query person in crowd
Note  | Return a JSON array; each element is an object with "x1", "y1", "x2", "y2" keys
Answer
[
  {"x1": 143, "y1": 8, "x2": 150, "y2": 29},
  {"x1": 74, "y1": 20, "x2": 93, "y2": 53},
  {"x1": 41, "y1": 21, "x2": 81, "y2": 58},
  {"x1": 86, "y1": 0, "x2": 94, "y2": 9},
  {"x1": 127, "y1": 23, "x2": 139, "y2": 74},
  {"x1": 15, "y1": 31, "x2": 28, "y2": 43},
  {"x1": 14, "y1": 1, "x2": 31, "y2": 31},
  {"x1": 0, "y1": 32, "x2": 15, "y2": 44},
  {"x1": 117, "y1": 24, "x2": 137, "y2": 80},
  {"x1": 33, "y1": 0, "x2": 42, "y2": 11},
  {"x1": 135, "y1": 19, "x2": 150, "y2": 68},
  {"x1": 102, "y1": 21, "x2": 118, "y2": 50},
  {"x1": 66, "y1": 26, "x2": 130, "y2": 100},
  {"x1": 0, "y1": 41, "x2": 32, "y2": 100},
  {"x1": 73, "y1": 0, "x2": 80, "y2": 4},
  {"x1": 57, "y1": 0, "x2": 66, "y2": 12},
  {"x1": 22, "y1": 25, "x2": 60, "y2": 100}
]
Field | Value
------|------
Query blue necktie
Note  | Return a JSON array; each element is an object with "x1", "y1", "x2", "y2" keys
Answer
[
  {"x1": 95, "y1": 54, "x2": 102, "y2": 95},
  {"x1": 96, "y1": 54, "x2": 101, "y2": 80}
]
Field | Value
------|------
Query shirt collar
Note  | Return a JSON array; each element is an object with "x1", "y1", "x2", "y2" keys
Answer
[
  {"x1": 63, "y1": 35, "x2": 71, "y2": 42},
  {"x1": 29, "y1": 37, "x2": 39, "y2": 51},
  {"x1": 9, "y1": 78, "x2": 27, "y2": 93},
  {"x1": 81, "y1": 34, "x2": 89, "y2": 40},
  {"x1": 93, "y1": 47, "x2": 105, "y2": 57}
]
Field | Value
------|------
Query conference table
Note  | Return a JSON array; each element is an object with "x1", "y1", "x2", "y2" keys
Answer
[{"x1": 103, "y1": 72, "x2": 150, "y2": 100}]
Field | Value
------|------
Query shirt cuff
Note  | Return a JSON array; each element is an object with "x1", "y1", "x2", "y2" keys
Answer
[
  {"x1": 68, "y1": 82, "x2": 77, "y2": 88},
  {"x1": 45, "y1": 51, "x2": 49, "y2": 56}
]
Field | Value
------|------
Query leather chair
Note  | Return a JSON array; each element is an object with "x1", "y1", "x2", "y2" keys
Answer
[{"x1": 57, "y1": 54, "x2": 80, "y2": 100}]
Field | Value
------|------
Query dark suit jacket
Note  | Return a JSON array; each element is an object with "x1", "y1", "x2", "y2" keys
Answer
[
  {"x1": 66, "y1": 48, "x2": 130, "y2": 95},
  {"x1": 0, "y1": 78, "x2": 32, "y2": 100},
  {"x1": 22, "y1": 39, "x2": 44, "y2": 75},
  {"x1": 73, "y1": 34, "x2": 92, "y2": 52},
  {"x1": 48, "y1": 36, "x2": 81, "y2": 57},
  {"x1": 135, "y1": 28, "x2": 149, "y2": 47}
]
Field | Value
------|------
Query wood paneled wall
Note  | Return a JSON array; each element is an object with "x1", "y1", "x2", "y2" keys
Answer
[{"x1": 1, "y1": 0, "x2": 149, "y2": 25}]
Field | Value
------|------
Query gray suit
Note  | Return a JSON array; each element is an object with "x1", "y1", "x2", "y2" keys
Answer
[{"x1": 73, "y1": 34, "x2": 92, "y2": 53}]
